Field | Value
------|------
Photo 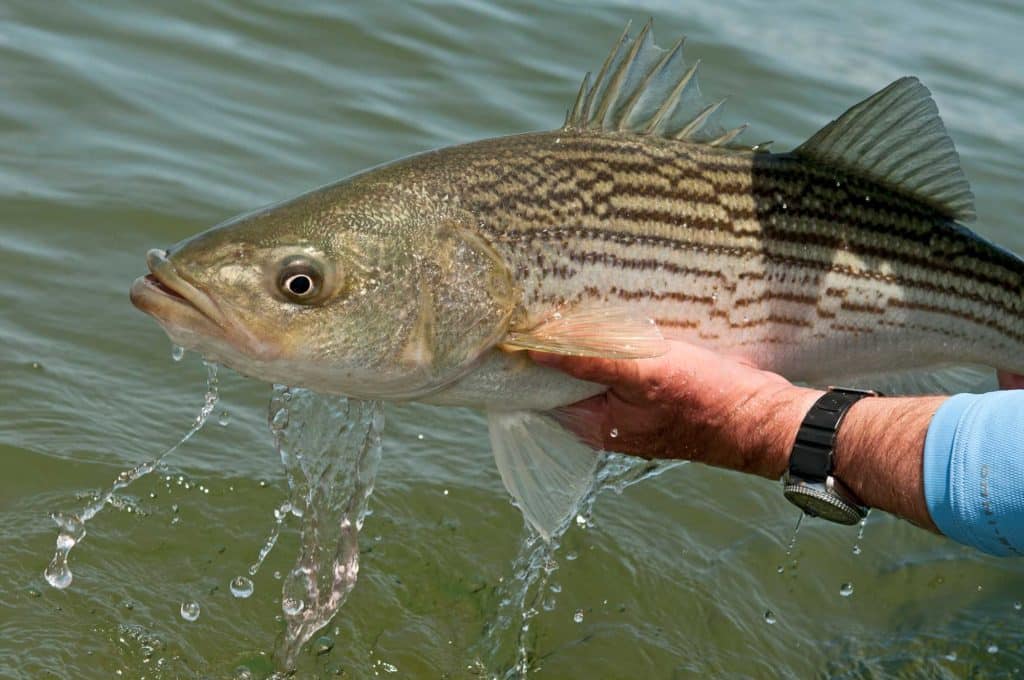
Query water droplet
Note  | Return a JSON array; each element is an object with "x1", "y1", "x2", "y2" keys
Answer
[
  {"x1": 417, "y1": 433, "x2": 424, "y2": 440},
  {"x1": 229, "y1": 576, "x2": 254, "y2": 599},
  {"x1": 776, "y1": 565, "x2": 784, "y2": 574},
  {"x1": 171, "y1": 345, "x2": 185, "y2": 362},
  {"x1": 542, "y1": 597, "x2": 557, "y2": 611},
  {"x1": 852, "y1": 545, "x2": 862, "y2": 556},
  {"x1": 218, "y1": 411, "x2": 230, "y2": 427},
  {"x1": 282, "y1": 597, "x2": 304, "y2": 616},
  {"x1": 840, "y1": 583, "x2": 854, "y2": 597},
  {"x1": 179, "y1": 601, "x2": 200, "y2": 622},
  {"x1": 44, "y1": 560, "x2": 72, "y2": 589},
  {"x1": 575, "y1": 514, "x2": 587, "y2": 528},
  {"x1": 943, "y1": 651, "x2": 957, "y2": 661},
  {"x1": 1014, "y1": 601, "x2": 1022, "y2": 611},
  {"x1": 443, "y1": 489, "x2": 449, "y2": 496},
  {"x1": 314, "y1": 635, "x2": 334, "y2": 655},
  {"x1": 572, "y1": 609, "x2": 584, "y2": 624},
  {"x1": 988, "y1": 644, "x2": 999, "y2": 654},
  {"x1": 565, "y1": 551, "x2": 578, "y2": 561},
  {"x1": 609, "y1": 428, "x2": 619, "y2": 439},
  {"x1": 550, "y1": 582, "x2": 562, "y2": 594},
  {"x1": 764, "y1": 610, "x2": 776, "y2": 625}
]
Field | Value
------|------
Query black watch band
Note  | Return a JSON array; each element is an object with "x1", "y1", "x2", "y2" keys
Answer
[{"x1": 788, "y1": 387, "x2": 878, "y2": 483}]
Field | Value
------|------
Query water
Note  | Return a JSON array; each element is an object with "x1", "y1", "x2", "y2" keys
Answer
[
  {"x1": 264, "y1": 386, "x2": 384, "y2": 670},
  {"x1": 43, "y1": 361, "x2": 220, "y2": 591},
  {"x1": 3, "y1": 1, "x2": 1024, "y2": 677}
]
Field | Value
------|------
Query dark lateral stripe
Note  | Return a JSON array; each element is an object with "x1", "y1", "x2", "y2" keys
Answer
[
  {"x1": 593, "y1": 284, "x2": 1018, "y2": 341},
  {"x1": 497, "y1": 222, "x2": 1022, "y2": 305},
  {"x1": 489, "y1": 194, "x2": 1019, "y2": 290},
  {"x1": 552, "y1": 247, "x2": 1022, "y2": 338}
]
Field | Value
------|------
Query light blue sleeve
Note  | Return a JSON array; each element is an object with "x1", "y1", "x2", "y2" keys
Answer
[{"x1": 924, "y1": 391, "x2": 1024, "y2": 556}]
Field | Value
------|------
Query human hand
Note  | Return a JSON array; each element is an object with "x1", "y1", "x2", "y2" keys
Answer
[
  {"x1": 531, "y1": 342, "x2": 822, "y2": 479},
  {"x1": 999, "y1": 371, "x2": 1024, "y2": 389}
]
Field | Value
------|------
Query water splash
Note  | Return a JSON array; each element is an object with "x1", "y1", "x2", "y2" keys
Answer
[
  {"x1": 474, "y1": 454, "x2": 683, "y2": 677},
  {"x1": 264, "y1": 386, "x2": 384, "y2": 671},
  {"x1": 44, "y1": 361, "x2": 220, "y2": 590}
]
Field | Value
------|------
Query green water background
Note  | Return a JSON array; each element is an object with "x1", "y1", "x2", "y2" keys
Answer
[{"x1": 2, "y1": 1, "x2": 1023, "y2": 677}]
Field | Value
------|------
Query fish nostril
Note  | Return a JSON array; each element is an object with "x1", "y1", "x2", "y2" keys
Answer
[{"x1": 145, "y1": 248, "x2": 170, "y2": 273}]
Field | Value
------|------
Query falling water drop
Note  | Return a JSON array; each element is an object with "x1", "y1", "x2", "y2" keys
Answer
[
  {"x1": 230, "y1": 576, "x2": 254, "y2": 599},
  {"x1": 1014, "y1": 601, "x2": 1022, "y2": 612},
  {"x1": 839, "y1": 583, "x2": 854, "y2": 597},
  {"x1": 988, "y1": 644, "x2": 999, "y2": 655},
  {"x1": 764, "y1": 610, "x2": 776, "y2": 625},
  {"x1": 609, "y1": 428, "x2": 619, "y2": 439},
  {"x1": 218, "y1": 410, "x2": 231, "y2": 427},
  {"x1": 572, "y1": 609, "x2": 584, "y2": 624},
  {"x1": 44, "y1": 559, "x2": 73, "y2": 589},
  {"x1": 180, "y1": 601, "x2": 201, "y2": 622},
  {"x1": 171, "y1": 345, "x2": 185, "y2": 362},
  {"x1": 282, "y1": 597, "x2": 305, "y2": 616}
]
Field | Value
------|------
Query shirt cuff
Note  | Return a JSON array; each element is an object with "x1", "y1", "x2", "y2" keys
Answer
[{"x1": 924, "y1": 391, "x2": 1024, "y2": 557}]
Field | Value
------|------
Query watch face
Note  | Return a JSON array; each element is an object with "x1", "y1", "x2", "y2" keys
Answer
[{"x1": 784, "y1": 484, "x2": 863, "y2": 525}]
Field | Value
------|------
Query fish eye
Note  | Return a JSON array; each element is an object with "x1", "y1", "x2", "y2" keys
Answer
[{"x1": 276, "y1": 258, "x2": 324, "y2": 303}]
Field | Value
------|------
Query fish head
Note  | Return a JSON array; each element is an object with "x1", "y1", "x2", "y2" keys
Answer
[{"x1": 130, "y1": 177, "x2": 519, "y2": 399}]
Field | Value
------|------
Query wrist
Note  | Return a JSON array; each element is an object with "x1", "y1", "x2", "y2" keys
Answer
[{"x1": 737, "y1": 383, "x2": 824, "y2": 479}]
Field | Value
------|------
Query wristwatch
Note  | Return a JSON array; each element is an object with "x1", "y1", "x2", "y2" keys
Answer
[{"x1": 782, "y1": 387, "x2": 877, "y2": 525}]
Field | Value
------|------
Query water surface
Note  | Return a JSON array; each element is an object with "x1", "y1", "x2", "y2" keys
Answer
[{"x1": 2, "y1": 1, "x2": 1023, "y2": 677}]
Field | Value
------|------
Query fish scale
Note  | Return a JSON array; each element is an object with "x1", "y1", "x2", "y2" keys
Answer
[{"x1": 414, "y1": 130, "x2": 1022, "y2": 385}]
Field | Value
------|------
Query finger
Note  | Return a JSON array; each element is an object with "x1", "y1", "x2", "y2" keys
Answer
[
  {"x1": 998, "y1": 371, "x2": 1024, "y2": 390},
  {"x1": 529, "y1": 351, "x2": 649, "y2": 388},
  {"x1": 550, "y1": 394, "x2": 609, "y2": 448}
]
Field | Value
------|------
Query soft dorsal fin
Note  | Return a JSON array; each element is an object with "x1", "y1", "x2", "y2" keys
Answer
[
  {"x1": 795, "y1": 77, "x2": 976, "y2": 222},
  {"x1": 563, "y1": 20, "x2": 748, "y2": 148}
]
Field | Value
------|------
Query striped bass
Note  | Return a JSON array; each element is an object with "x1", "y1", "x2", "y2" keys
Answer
[{"x1": 130, "y1": 22, "x2": 1024, "y2": 537}]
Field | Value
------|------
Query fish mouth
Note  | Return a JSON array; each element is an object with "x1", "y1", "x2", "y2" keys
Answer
[{"x1": 130, "y1": 249, "x2": 227, "y2": 338}]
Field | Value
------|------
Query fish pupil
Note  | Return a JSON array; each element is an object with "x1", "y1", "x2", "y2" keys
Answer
[{"x1": 287, "y1": 275, "x2": 312, "y2": 295}]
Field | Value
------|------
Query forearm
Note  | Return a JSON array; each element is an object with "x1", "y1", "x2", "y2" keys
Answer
[
  {"x1": 832, "y1": 396, "x2": 946, "y2": 530},
  {"x1": 746, "y1": 388, "x2": 943, "y2": 529}
]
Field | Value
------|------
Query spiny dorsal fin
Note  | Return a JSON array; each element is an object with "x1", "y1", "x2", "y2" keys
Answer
[
  {"x1": 795, "y1": 77, "x2": 976, "y2": 222},
  {"x1": 563, "y1": 20, "x2": 748, "y2": 148}
]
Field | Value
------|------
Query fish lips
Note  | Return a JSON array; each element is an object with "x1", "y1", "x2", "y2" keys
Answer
[{"x1": 129, "y1": 248, "x2": 236, "y2": 352}]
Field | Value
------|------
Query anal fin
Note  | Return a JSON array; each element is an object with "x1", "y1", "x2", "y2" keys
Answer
[{"x1": 487, "y1": 410, "x2": 600, "y2": 540}]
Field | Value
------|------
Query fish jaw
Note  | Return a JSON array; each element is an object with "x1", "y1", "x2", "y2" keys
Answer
[{"x1": 129, "y1": 248, "x2": 281, "y2": 364}]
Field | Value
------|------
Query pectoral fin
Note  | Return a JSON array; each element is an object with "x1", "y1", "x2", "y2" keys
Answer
[
  {"x1": 501, "y1": 306, "x2": 667, "y2": 359},
  {"x1": 487, "y1": 410, "x2": 600, "y2": 540}
]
